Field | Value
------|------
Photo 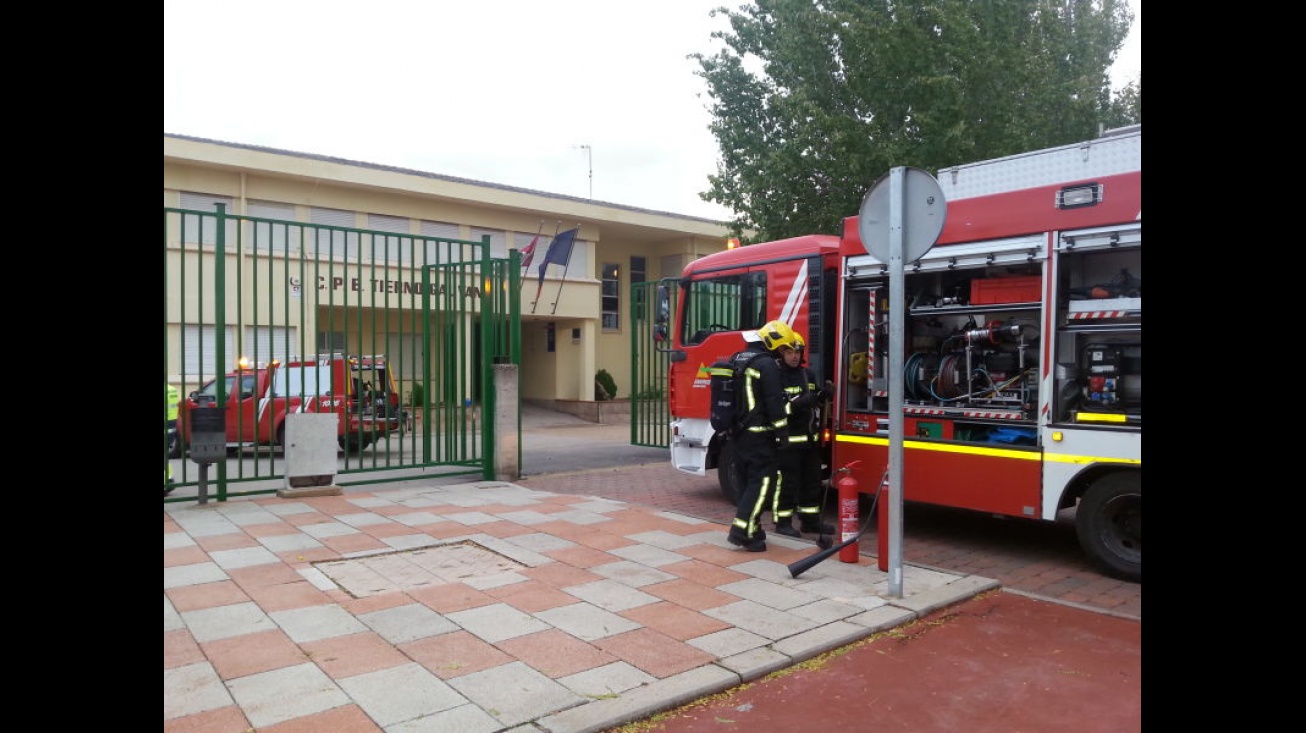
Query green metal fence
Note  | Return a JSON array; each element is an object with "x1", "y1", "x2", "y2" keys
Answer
[
  {"x1": 164, "y1": 204, "x2": 519, "y2": 503},
  {"x1": 629, "y1": 278, "x2": 677, "y2": 448}
]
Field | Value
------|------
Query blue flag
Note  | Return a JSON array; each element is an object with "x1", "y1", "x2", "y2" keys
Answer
[{"x1": 537, "y1": 227, "x2": 578, "y2": 285}]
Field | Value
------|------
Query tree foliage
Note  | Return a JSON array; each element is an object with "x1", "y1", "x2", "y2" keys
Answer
[{"x1": 693, "y1": 0, "x2": 1139, "y2": 240}]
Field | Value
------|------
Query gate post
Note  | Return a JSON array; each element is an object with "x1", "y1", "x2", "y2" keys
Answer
[{"x1": 492, "y1": 363, "x2": 520, "y2": 480}]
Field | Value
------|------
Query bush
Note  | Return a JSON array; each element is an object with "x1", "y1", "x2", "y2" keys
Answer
[
  {"x1": 407, "y1": 382, "x2": 425, "y2": 408},
  {"x1": 595, "y1": 369, "x2": 618, "y2": 401}
]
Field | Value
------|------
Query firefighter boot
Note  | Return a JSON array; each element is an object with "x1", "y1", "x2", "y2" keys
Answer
[
  {"x1": 774, "y1": 517, "x2": 802, "y2": 538},
  {"x1": 727, "y1": 527, "x2": 768, "y2": 552},
  {"x1": 800, "y1": 517, "x2": 835, "y2": 535}
]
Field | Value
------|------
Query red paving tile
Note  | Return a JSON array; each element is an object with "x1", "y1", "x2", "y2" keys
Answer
[
  {"x1": 497, "y1": 629, "x2": 619, "y2": 678},
  {"x1": 594, "y1": 627, "x2": 717, "y2": 679},
  {"x1": 401, "y1": 630, "x2": 515, "y2": 679},
  {"x1": 301, "y1": 631, "x2": 412, "y2": 679},
  {"x1": 164, "y1": 705, "x2": 251, "y2": 733},
  {"x1": 201, "y1": 629, "x2": 306, "y2": 679},
  {"x1": 258, "y1": 704, "x2": 383, "y2": 733},
  {"x1": 619, "y1": 601, "x2": 731, "y2": 641},
  {"x1": 166, "y1": 581, "x2": 250, "y2": 612}
]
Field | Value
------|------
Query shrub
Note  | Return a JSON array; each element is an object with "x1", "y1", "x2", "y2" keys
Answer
[
  {"x1": 407, "y1": 382, "x2": 425, "y2": 408},
  {"x1": 595, "y1": 369, "x2": 618, "y2": 401}
]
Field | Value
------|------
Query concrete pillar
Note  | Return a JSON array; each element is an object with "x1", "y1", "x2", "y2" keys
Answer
[{"x1": 492, "y1": 363, "x2": 521, "y2": 480}]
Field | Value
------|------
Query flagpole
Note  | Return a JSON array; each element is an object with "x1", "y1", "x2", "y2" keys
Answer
[
  {"x1": 550, "y1": 223, "x2": 580, "y2": 315},
  {"x1": 531, "y1": 221, "x2": 561, "y2": 314},
  {"x1": 519, "y1": 219, "x2": 544, "y2": 285}
]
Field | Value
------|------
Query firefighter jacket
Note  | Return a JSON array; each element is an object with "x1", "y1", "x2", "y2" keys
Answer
[
  {"x1": 736, "y1": 343, "x2": 788, "y2": 439},
  {"x1": 780, "y1": 364, "x2": 822, "y2": 444}
]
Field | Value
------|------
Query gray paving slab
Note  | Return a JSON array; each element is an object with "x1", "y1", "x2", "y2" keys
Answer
[
  {"x1": 561, "y1": 578, "x2": 662, "y2": 611},
  {"x1": 337, "y1": 662, "x2": 468, "y2": 728},
  {"x1": 703, "y1": 599, "x2": 822, "y2": 641},
  {"x1": 269, "y1": 604, "x2": 370, "y2": 643},
  {"x1": 227, "y1": 662, "x2": 351, "y2": 729},
  {"x1": 385, "y1": 702, "x2": 504, "y2": 733},
  {"x1": 358, "y1": 602, "x2": 460, "y2": 644},
  {"x1": 182, "y1": 601, "x2": 276, "y2": 643},
  {"x1": 534, "y1": 601, "x2": 642, "y2": 641},
  {"x1": 445, "y1": 661, "x2": 588, "y2": 728},
  {"x1": 446, "y1": 602, "x2": 552, "y2": 643},
  {"x1": 535, "y1": 664, "x2": 741, "y2": 733},
  {"x1": 164, "y1": 662, "x2": 234, "y2": 719},
  {"x1": 163, "y1": 561, "x2": 228, "y2": 589}
]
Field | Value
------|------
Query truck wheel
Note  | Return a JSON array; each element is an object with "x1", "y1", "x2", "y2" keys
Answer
[
  {"x1": 1075, "y1": 472, "x2": 1141, "y2": 582},
  {"x1": 167, "y1": 431, "x2": 182, "y2": 459},
  {"x1": 717, "y1": 440, "x2": 741, "y2": 504}
]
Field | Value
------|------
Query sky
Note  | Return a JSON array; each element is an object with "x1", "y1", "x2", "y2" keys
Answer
[{"x1": 164, "y1": 0, "x2": 1140, "y2": 222}]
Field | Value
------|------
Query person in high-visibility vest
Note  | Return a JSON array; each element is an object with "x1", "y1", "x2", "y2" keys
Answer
[{"x1": 165, "y1": 383, "x2": 179, "y2": 495}]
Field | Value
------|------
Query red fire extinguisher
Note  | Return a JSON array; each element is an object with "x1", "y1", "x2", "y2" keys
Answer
[{"x1": 835, "y1": 463, "x2": 862, "y2": 563}]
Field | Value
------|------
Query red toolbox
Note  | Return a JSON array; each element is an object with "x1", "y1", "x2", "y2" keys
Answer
[{"x1": 970, "y1": 276, "x2": 1041, "y2": 304}]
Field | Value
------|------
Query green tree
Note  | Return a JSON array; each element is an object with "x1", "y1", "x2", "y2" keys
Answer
[{"x1": 694, "y1": 0, "x2": 1138, "y2": 241}]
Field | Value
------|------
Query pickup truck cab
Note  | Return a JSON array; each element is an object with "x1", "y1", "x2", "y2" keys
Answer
[{"x1": 179, "y1": 353, "x2": 401, "y2": 454}]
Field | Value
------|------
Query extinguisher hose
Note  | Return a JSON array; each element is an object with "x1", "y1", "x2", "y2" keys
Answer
[{"x1": 788, "y1": 471, "x2": 887, "y2": 578}]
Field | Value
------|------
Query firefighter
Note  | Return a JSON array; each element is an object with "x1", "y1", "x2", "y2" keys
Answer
[
  {"x1": 773, "y1": 333, "x2": 836, "y2": 538},
  {"x1": 726, "y1": 320, "x2": 795, "y2": 552},
  {"x1": 165, "y1": 382, "x2": 179, "y2": 496}
]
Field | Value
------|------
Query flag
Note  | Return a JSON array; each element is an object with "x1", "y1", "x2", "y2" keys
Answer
[
  {"x1": 520, "y1": 234, "x2": 540, "y2": 269},
  {"x1": 537, "y1": 227, "x2": 578, "y2": 286}
]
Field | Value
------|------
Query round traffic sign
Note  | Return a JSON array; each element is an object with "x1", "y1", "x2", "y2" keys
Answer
[{"x1": 857, "y1": 167, "x2": 947, "y2": 263}]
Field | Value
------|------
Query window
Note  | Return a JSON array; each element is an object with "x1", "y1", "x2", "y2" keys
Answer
[
  {"x1": 244, "y1": 326, "x2": 299, "y2": 364},
  {"x1": 683, "y1": 272, "x2": 768, "y2": 345},
  {"x1": 309, "y1": 207, "x2": 360, "y2": 259},
  {"x1": 386, "y1": 332, "x2": 424, "y2": 382},
  {"x1": 469, "y1": 227, "x2": 508, "y2": 260},
  {"x1": 182, "y1": 325, "x2": 237, "y2": 381},
  {"x1": 317, "y1": 331, "x2": 346, "y2": 354},
  {"x1": 247, "y1": 200, "x2": 300, "y2": 252},
  {"x1": 367, "y1": 213, "x2": 412, "y2": 263},
  {"x1": 601, "y1": 262, "x2": 621, "y2": 330},
  {"x1": 179, "y1": 192, "x2": 237, "y2": 246},
  {"x1": 419, "y1": 221, "x2": 462, "y2": 265}
]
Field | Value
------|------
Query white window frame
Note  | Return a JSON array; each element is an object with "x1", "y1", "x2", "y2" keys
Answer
[
  {"x1": 367, "y1": 213, "x2": 412, "y2": 263},
  {"x1": 179, "y1": 192, "x2": 237, "y2": 246},
  {"x1": 601, "y1": 261, "x2": 621, "y2": 331},
  {"x1": 182, "y1": 325, "x2": 237, "y2": 383},
  {"x1": 247, "y1": 200, "x2": 299, "y2": 252},
  {"x1": 309, "y1": 207, "x2": 360, "y2": 260}
]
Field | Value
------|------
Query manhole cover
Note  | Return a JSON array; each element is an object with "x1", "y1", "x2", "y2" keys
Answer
[{"x1": 314, "y1": 541, "x2": 526, "y2": 598}]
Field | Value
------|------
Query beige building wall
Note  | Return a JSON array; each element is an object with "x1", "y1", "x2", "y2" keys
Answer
[{"x1": 164, "y1": 134, "x2": 731, "y2": 404}]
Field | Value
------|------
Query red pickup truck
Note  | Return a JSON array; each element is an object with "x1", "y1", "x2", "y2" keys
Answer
[{"x1": 177, "y1": 353, "x2": 402, "y2": 455}]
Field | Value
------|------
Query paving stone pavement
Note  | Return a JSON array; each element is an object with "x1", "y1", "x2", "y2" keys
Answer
[{"x1": 164, "y1": 479, "x2": 995, "y2": 732}]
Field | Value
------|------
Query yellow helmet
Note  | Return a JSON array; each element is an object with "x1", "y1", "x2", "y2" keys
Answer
[{"x1": 758, "y1": 320, "x2": 801, "y2": 352}]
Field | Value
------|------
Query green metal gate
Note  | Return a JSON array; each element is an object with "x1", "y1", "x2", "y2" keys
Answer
[
  {"x1": 629, "y1": 278, "x2": 678, "y2": 448},
  {"x1": 163, "y1": 204, "x2": 519, "y2": 503}
]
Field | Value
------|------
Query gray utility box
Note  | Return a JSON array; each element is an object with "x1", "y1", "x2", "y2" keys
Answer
[
  {"x1": 189, "y1": 408, "x2": 227, "y2": 464},
  {"x1": 284, "y1": 413, "x2": 339, "y2": 489}
]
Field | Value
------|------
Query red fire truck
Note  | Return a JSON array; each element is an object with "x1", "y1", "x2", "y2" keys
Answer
[
  {"x1": 177, "y1": 353, "x2": 403, "y2": 455},
  {"x1": 659, "y1": 126, "x2": 1141, "y2": 581}
]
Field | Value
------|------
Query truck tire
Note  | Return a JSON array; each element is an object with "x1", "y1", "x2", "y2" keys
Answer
[
  {"x1": 1075, "y1": 472, "x2": 1141, "y2": 582},
  {"x1": 717, "y1": 439, "x2": 741, "y2": 505}
]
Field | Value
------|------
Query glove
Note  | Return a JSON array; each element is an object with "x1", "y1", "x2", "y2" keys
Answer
[{"x1": 791, "y1": 391, "x2": 822, "y2": 410}]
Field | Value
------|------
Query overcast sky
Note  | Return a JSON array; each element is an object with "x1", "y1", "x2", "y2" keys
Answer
[{"x1": 164, "y1": 0, "x2": 1140, "y2": 222}]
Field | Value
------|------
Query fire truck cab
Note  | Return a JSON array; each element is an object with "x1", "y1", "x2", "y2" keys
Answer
[{"x1": 177, "y1": 353, "x2": 403, "y2": 455}]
